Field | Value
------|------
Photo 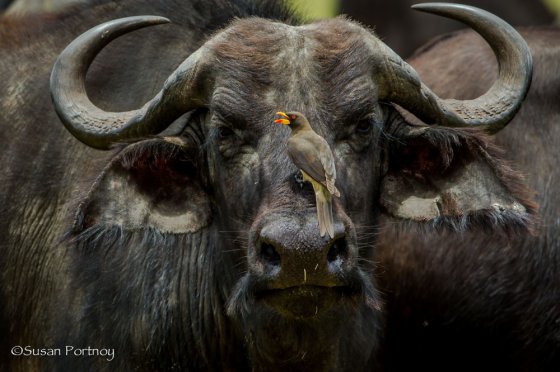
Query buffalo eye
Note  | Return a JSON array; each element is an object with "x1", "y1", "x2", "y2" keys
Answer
[
  {"x1": 355, "y1": 119, "x2": 373, "y2": 134},
  {"x1": 217, "y1": 126, "x2": 235, "y2": 139},
  {"x1": 214, "y1": 124, "x2": 242, "y2": 159}
]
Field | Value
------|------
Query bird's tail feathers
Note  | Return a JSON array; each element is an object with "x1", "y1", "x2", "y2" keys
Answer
[{"x1": 316, "y1": 188, "x2": 334, "y2": 238}]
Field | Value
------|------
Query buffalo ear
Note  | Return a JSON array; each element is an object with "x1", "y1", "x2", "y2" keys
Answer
[
  {"x1": 379, "y1": 125, "x2": 537, "y2": 231},
  {"x1": 74, "y1": 137, "x2": 211, "y2": 234}
]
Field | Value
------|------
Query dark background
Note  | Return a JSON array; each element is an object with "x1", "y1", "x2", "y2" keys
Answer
[{"x1": 340, "y1": 0, "x2": 555, "y2": 56}]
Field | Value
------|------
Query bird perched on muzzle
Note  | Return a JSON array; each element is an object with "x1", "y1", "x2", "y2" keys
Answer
[{"x1": 275, "y1": 111, "x2": 341, "y2": 238}]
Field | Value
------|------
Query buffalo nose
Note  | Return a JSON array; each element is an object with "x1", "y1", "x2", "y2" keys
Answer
[{"x1": 253, "y1": 217, "x2": 353, "y2": 287}]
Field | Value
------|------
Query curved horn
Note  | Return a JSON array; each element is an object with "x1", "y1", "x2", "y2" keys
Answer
[
  {"x1": 50, "y1": 16, "x2": 210, "y2": 149},
  {"x1": 377, "y1": 3, "x2": 532, "y2": 133}
]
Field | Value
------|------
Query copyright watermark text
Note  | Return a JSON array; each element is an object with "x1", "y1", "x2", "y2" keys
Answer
[{"x1": 11, "y1": 345, "x2": 115, "y2": 361}]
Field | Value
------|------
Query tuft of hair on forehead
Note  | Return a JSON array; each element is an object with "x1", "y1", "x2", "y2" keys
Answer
[
  {"x1": 212, "y1": 18, "x2": 291, "y2": 62},
  {"x1": 309, "y1": 16, "x2": 376, "y2": 48},
  {"x1": 308, "y1": 17, "x2": 378, "y2": 77},
  {"x1": 210, "y1": 15, "x2": 374, "y2": 64},
  {"x1": 208, "y1": 15, "x2": 379, "y2": 95}
]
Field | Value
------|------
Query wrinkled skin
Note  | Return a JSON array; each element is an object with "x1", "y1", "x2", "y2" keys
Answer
[{"x1": 0, "y1": 1, "x2": 540, "y2": 371}]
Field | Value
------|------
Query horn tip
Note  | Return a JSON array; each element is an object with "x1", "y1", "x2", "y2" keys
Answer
[
  {"x1": 120, "y1": 15, "x2": 172, "y2": 27},
  {"x1": 411, "y1": 3, "x2": 470, "y2": 13},
  {"x1": 147, "y1": 16, "x2": 172, "y2": 25}
]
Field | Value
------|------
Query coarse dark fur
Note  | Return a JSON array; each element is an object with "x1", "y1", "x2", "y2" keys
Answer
[
  {"x1": 376, "y1": 27, "x2": 560, "y2": 372},
  {"x1": 0, "y1": 1, "x2": 548, "y2": 372}
]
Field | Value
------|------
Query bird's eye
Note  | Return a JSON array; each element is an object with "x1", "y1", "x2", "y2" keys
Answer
[
  {"x1": 291, "y1": 115, "x2": 296, "y2": 120},
  {"x1": 355, "y1": 119, "x2": 372, "y2": 134}
]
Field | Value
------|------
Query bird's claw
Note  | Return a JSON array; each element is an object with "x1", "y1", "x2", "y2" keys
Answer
[{"x1": 294, "y1": 172, "x2": 305, "y2": 189}]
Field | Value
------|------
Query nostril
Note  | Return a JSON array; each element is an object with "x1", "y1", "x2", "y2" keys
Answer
[
  {"x1": 260, "y1": 242, "x2": 281, "y2": 266},
  {"x1": 327, "y1": 237, "x2": 348, "y2": 263}
]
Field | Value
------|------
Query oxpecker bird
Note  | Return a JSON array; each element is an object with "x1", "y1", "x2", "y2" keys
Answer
[{"x1": 275, "y1": 111, "x2": 341, "y2": 238}]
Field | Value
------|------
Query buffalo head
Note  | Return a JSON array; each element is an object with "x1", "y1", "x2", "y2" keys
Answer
[{"x1": 50, "y1": 3, "x2": 535, "y2": 370}]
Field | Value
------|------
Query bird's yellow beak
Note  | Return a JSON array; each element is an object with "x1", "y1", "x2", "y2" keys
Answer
[{"x1": 274, "y1": 112, "x2": 291, "y2": 125}]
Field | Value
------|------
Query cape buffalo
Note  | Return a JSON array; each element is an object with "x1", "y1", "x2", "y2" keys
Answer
[
  {"x1": 376, "y1": 26, "x2": 560, "y2": 371},
  {"x1": 0, "y1": 0, "x2": 546, "y2": 371}
]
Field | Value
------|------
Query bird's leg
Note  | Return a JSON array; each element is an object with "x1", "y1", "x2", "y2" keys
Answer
[{"x1": 294, "y1": 171, "x2": 305, "y2": 189}]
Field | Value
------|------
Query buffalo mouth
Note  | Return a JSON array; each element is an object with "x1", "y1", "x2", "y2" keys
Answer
[
  {"x1": 256, "y1": 285, "x2": 361, "y2": 319},
  {"x1": 227, "y1": 270, "x2": 376, "y2": 321}
]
